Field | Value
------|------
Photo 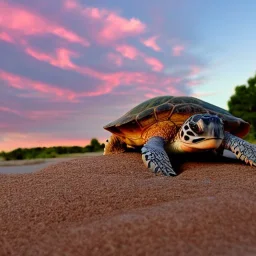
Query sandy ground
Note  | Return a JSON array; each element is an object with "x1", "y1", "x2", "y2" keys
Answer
[{"x1": 0, "y1": 152, "x2": 256, "y2": 256}]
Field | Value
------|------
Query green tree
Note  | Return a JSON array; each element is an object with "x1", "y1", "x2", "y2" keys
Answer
[
  {"x1": 90, "y1": 138, "x2": 101, "y2": 151},
  {"x1": 228, "y1": 73, "x2": 256, "y2": 141},
  {"x1": 84, "y1": 145, "x2": 93, "y2": 152},
  {"x1": 1, "y1": 137, "x2": 104, "y2": 160}
]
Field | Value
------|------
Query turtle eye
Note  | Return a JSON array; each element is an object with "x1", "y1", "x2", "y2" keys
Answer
[{"x1": 189, "y1": 122, "x2": 201, "y2": 134}]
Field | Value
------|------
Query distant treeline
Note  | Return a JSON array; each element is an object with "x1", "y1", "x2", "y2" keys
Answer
[{"x1": 0, "y1": 138, "x2": 104, "y2": 161}]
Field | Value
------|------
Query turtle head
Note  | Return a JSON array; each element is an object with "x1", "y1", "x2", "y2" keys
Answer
[{"x1": 178, "y1": 113, "x2": 225, "y2": 152}]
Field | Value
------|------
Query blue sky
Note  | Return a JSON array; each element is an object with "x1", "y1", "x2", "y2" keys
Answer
[{"x1": 0, "y1": 0, "x2": 255, "y2": 151}]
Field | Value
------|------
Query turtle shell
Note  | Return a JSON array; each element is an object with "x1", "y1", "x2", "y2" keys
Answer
[{"x1": 104, "y1": 96, "x2": 250, "y2": 146}]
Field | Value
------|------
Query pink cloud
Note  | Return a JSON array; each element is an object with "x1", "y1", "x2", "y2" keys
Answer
[
  {"x1": 82, "y1": 7, "x2": 109, "y2": 20},
  {"x1": 63, "y1": 0, "x2": 146, "y2": 43},
  {"x1": 26, "y1": 110, "x2": 78, "y2": 121},
  {"x1": 144, "y1": 93, "x2": 161, "y2": 98},
  {"x1": 141, "y1": 76, "x2": 183, "y2": 98},
  {"x1": 64, "y1": 0, "x2": 79, "y2": 10},
  {"x1": 0, "y1": 107, "x2": 78, "y2": 123},
  {"x1": 187, "y1": 79, "x2": 204, "y2": 87},
  {"x1": 51, "y1": 28, "x2": 89, "y2": 47},
  {"x1": 144, "y1": 86, "x2": 180, "y2": 99},
  {"x1": 99, "y1": 14, "x2": 146, "y2": 42},
  {"x1": 190, "y1": 65, "x2": 202, "y2": 76},
  {"x1": 26, "y1": 47, "x2": 77, "y2": 69},
  {"x1": 24, "y1": 47, "x2": 176, "y2": 97},
  {"x1": 0, "y1": 1, "x2": 208, "y2": 153},
  {"x1": 0, "y1": 2, "x2": 89, "y2": 47},
  {"x1": 24, "y1": 47, "x2": 112, "y2": 82},
  {"x1": 24, "y1": 47, "x2": 136, "y2": 96},
  {"x1": 141, "y1": 36, "x2": 161, "y2": 51},
  {"x1": 25, "y1": 47, "x2": 105, "y2": 82},
  {"x1": 0, "y1": 106, "x2": 20, "y2": 115},
  {"x1": 78, "y1": 70, "x2": 177, "y2": 97},
  {"x1": 163, "y1": 77, "x2": 182, "y2": 85},
  {"x1": 115, "y1": 44, "x2": 140, "y2": 60},
  {"x1": 0, "y1": 62, "x2": 118, "y2": 99},
  {"x1": 0, "y1": 106, "x2": 78, "y2": 123},
  {"x1": 172, "y1": 45, "x2": 185, "y2": 56},
  {"x1": 64, "y1": 0, "x2": 108, "y2": 20},
  {"x1": 0, "y1": 123, "x2": 10, "y2": 129},
  {"x1": 0, "y1": 32, "x2": 14, "y2": 43},
  {"x1": 114, "y1": 44, "x2": 164, "y2": 72},
  {"x1": 144, "y1": 57, "x2": 164, "y2": 72},
  {"x1": 0, "y1": 70, "x2": 77, "y2": 101},
  {"x1": 107, "y1": 53, "x2": 123, "y2": 66}
]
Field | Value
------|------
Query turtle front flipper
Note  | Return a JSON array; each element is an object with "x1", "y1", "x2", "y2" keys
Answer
[
  {"x1": 141, "y1": 136, "x2": 176, "y2": 176},
  {"x1": 222, "y1": 132, "x2": 256, "y2": 166}
]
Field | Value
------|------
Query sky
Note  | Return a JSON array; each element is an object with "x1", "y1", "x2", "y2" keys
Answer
[{"x1": 0, "y1": 0, "x2": 256, "y2": 152}]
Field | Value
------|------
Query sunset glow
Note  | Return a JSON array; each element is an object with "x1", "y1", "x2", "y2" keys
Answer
[{"x1": 1, "y1": 0, "x2": 256, "y2": 151}]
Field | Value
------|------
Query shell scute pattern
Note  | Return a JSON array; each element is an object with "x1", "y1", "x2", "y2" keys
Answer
[
  {"x1": 136, "y1": 107, "x2": 156, "y2": 128},
  {"x1": 155, "y1": 103, "x2": 174, "y2": 121},
  {"x1": 104, "y1": 96, "x2": 250, "y2": 144}
]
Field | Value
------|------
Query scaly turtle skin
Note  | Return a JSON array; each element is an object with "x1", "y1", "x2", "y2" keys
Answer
[{"x1": 103, "y1": 96, "x2": 256, "y2": 176}]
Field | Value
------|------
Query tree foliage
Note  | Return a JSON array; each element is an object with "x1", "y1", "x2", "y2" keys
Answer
[
  {"x1": 228, "y1": 73, "x2": 256, "y2": 141},
  {"x1": 0, "y1": 138, "x2": 104, "y2": 161}
]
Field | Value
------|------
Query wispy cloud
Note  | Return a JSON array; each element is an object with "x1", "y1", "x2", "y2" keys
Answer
[
  {"x1": 187, "y1": 79, "x2": 205, "y2": 87},
  {"x1": 0, "y1": 70, "x2": 77, "y2": 101},
  {"x1": 107, "y1": 53, "x2": 123, "y2": 66},
  {"x1": 25, "y1": 47, "x2": 78, "y2": 69},
  {"x1": 98, "y1": 14, "x2": 146, "y2": 42},
  {"x1": 63, "y1": 0, "x2": 146, "y2": 43},
  {"x1": 0, "y1": 1, "x2": 90, "y2": 46},
  {"x1": 172, "y1": 45, "x2": 185, "y2": 56},
  {"x1": 0, "y1": 106, "x2": 20, "y2": 115},
  {"x1": 0, "y1": 0, "x2": 209, "y2": 151},
  {"x1": 144, "y1": 57, "x2": 164, "y2": 72},
  {"x1": 24, "y1": 46, "x2": 168, "y2": 93},
  {"x1": 0, "y1": 32, "x2": 14, "y2": 43},
  {"x1": 26, "y1": 110, "x2": 78, "y2": 121},
  {"x1": 114, "y1": 44, "x2": 164, "y2": 71},
  {"x1": 115, "y1": 44, "x2": 139, "y2": 60},
  {"x1": 141, "y1": 36, "x2": 161, "y2": 51},
  {"x1": 189, "y1": 65, "x2": 202, "y2": 76}
]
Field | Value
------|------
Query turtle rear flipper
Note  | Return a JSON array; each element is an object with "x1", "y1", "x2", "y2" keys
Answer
[
  {"x1": 141, "y1": 136, "x2": 177, "y2": 176},
  {"x1": 222, "y1": 132, "x2": 256, "y2": 166},
  {"x1": 104, "y1": 135, "x2": 127, "y2": 155}
]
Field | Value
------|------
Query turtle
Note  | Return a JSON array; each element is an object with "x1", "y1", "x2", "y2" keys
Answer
[{"x1": 103, "y1": 96, "x2": 256, "y2": 176}]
